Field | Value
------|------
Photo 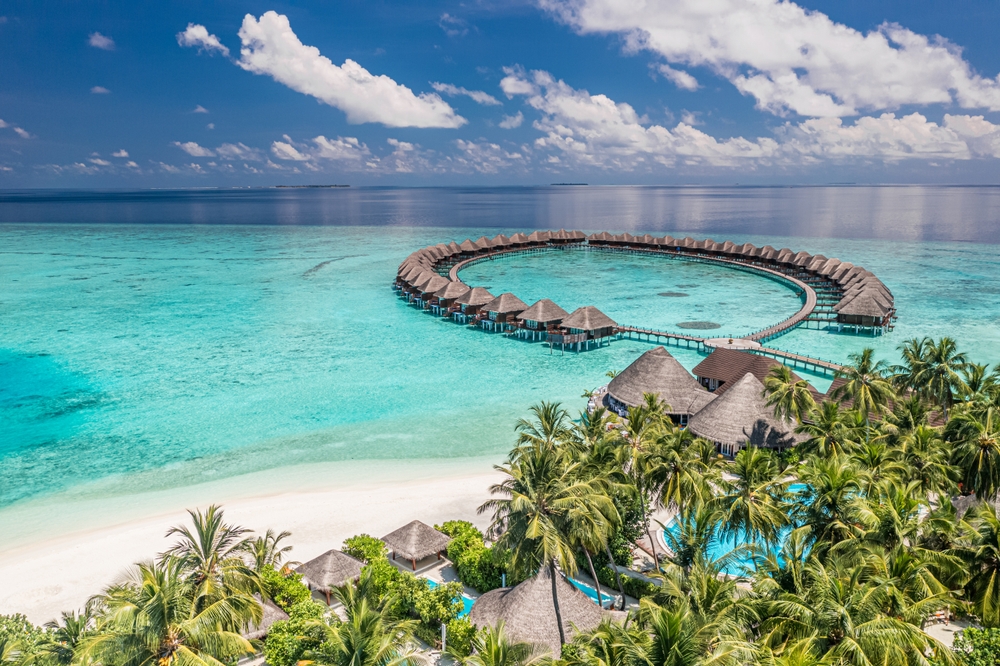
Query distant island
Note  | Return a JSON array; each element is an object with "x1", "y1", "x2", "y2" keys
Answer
[
  {"x1": 274, "y1": 184, "x2": 350, "y2": 188},
  {"x1": 550, "y1": 182, "x2": 588, "y2": 186}
]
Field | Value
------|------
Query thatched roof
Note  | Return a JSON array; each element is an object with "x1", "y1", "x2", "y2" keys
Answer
[
  {"x1": 459, "y1": 239, "x2": 479, "y2": 253},
  {"x1": 420, "y1": 275, "x2": 450, "y2": 294},
  {"x1": 295, "y1": 550, "x2": 364, "y2": 593},
  {"x1": 446, "y1": 241, "x2": 463, "y2": 255},
  {"x1": 243, "y1": 595, "x2": 289, "y2": 640},
  {"x1": 527, "y1": 230, "x2": 551, "y2": 243},
  {"x1": 692, "y1": 348, "x2": 818, "y2": 399},
  {"x1": 509, "y1": 232, "x2": 529, "y2": 244},
  {"x1": 687, "y1": 373, "x2": 802, "y2": 449},
  {"x1": 518, "y1": 299, "x2": 569, "y2": 324},
  {"x1": 381, "y1": 520, "x2": 451, "y2": 561},
  {"x1": 481, "y1": 292, "x2": 528, "y2": 314},
  {"x1": 492, "y1": 234, "x2": 512, "y2": 247},
  {"x1": 836, "y1": 292, "x2": 893, "y2": 318},
  {"x1": 412, "y1": 271, "x2": 439, "y2": 290},
  {"x1": 475, "y1": 236, "x2": 495, "y2": 249},
  {"x1": 607, "y1": 346, "x2": 716, "y2": 415},
  {"x1": 469, "y1": 566, "x2": 612, "y2": 656},
  {"x1": 588, "y1": 231, "x2": 613, "y2": 242},
  {"x1": 455, "y1": 286, "x2": 495, "y2": 306},
  {"x1": 435, "y1": 281, "x2": 471, "y2": 300},
  {"x1": 568, "y1": 230, "x2": 587, "y2": 240},
  {"x1": 561, "y1": 306, "x2": 617, "y2": 331}
]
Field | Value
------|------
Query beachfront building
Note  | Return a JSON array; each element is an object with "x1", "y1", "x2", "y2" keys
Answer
[
  {"x1": 606, "y1": 346, "x2": 716, "y2": 424},
  {"x1": 451, "y1": 286, "x2": 495, "y2": 323},
  {"x1": 687, "y1": 373, "x2": 803, "y2": 457},
  {"x1": 477, "y1": 293, "x2": 528, "y2": 332},
  {"x1": 515, "y1": 298, "x2": 569, "y2": 341},
  {"x1": 295, "y1": 549, "x2": 365, "y2": 605},
  {"x1": 693, "y1": 347, "x2": 820, "y2": 397},
  {"x1": 431, "y1": 281, "x2": 470, "y2": 316},
  {"x1": 555, "y1": 306, "x2": 618, "y2": 351},
  {"x1": 381, "y1": 520, "x2": 452, "y2": 571},
  {"x1": 469, "y1": 566, "x2": 619, "y2": 657}
]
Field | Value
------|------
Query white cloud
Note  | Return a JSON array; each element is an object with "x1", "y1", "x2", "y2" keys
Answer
[
  {"x1": 236, "y1": 12, "x2": 465, "y2": 128},
  {"x1": 172, "y1": 141, "x2": 215, "y2": 157},
  {"x1": 0, "y1": 119, "x2": 6, "y2": 128},
  {"x1": 499, "y1": 111, "x2": 524, "y2": 129},
  {"x1": 188, "y1": 163, "x2": 205, "y2": 173},
  {"x1": 13, "y1": 127, "x2": 31, "y2": 139},
  {"x1": 112, "y1": 149, "x2": 129, "y2": 158},
  {"x1": 271, "y1": 141, "x2": 310, "y2": 161},
  {"x1": 657, "y1": 64, "x2": 698, "y2": 91},
  {"x1": 206, "y1": 123, "x2": 215, "y2": 130},
  {"x1": 216, "y1": 142, "x2": 261, "y2": 160},
  {"x1": 542, "y1": 0, "x2": 1000, "y2": 117},
  {"x1": 88, "y1": 32, "x2": 115, "y2": 50},
  {"x1": 158, "y1": 162, "x2": 182, "y2": 173},
  {"x1": 271, "y1": 134, "x2": 372, "y2": 163},
  {"x1": 451, "y1": 140, "x2": 525, "y2": 174},
  {"x1": 177, "y1": 23, "x2": 230, "y2": 57},
  {"x1": 88, "y1": 158, "x2": 112, "y2": 166},
  {"x1": 680, "y1": 111, "x2": 701, "y2": 125},
  {"x1": 91, "y1": 86, "x2": 111, "y2": 94},
  {"x1": 439, "y1": 13, "x2": 469, "y2": 38},
  {"x1": 431, "y1": 82, "x2": 501, "y2": 106},
  {"x1": 193, "y1": 105, "x2": 209, "y2": 113},
  {"x1": 125, "y1": 160, "x2": 139, "y2": 168}
]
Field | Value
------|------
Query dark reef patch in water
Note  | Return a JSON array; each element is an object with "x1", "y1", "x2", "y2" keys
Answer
[
  {"x1": 658, "y1": 292, "x2": 689, "y2": 297},
  {"x1": 676, "y1": 321, "x2": 722, "y2": 330}
]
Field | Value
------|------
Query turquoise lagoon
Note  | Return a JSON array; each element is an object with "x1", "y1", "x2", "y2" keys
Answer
[{"x1": 2, "y1": 212, "x2": 1000, "y2": 544}]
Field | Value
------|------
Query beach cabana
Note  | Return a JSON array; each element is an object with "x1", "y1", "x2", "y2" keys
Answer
[
  {"x1": 381, "y1": 520, "x2": 451, "y2": 571},
  {"x1": 478, "y1": 293, "x2": 528, "y2": 332},
  {"x1": 295, "y1": 550, "x2": 365, "y2": 605},
  {"x1": 556, "y1": 306, "x2": 617, "y2": 350},
  {"x1": 516, "y1": 299, "x2": 569, "y2": 340},
  {"x1": 606, "y1": 346, "x2": 716, "y2": 423},
  {"x1": 687, "y1": 373, "x2": 803, "y2": 457},
  {"x1": 469, "y1": 566, "x2": 617, "y2": 656},
  {"x1": 243, "y1": 596, "x2": 289, "y2": 640}
]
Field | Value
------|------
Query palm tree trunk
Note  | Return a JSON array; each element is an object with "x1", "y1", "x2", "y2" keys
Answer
[
  {"x1": 644, "y1": 504, "x2": 660, "y2": 572},
  {"x1": 549, "y1": 560, "x2": 567, "y2": 646},
  {"x1": 603, "y1": 542, "x2": 627, "y2": 611},
  {"x1": 583, "y1": 550, "x2": 604, "y2": 608}
]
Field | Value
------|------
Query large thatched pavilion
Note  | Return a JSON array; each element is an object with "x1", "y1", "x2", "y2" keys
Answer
[
  {"x1": 469, "y1": 566, "x2": 620, "y2": 656},
  {"x1": 381, "y1": 520, "x2": 451, "y2": 570},
  {"x1": 687, "y1": 372, "x2": 803, "y2": 456},
  {"x1": 606, "y1": 346, "x2": 716, "y2": 424},
  {"x1": 295, "y1": 549, "x2": 365, "y2": 605}
]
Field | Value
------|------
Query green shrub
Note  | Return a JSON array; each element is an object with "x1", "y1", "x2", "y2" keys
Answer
[
  {"x1": 262, "y1": 600, "x2": 328, "y2": 666},
  {"x1": 259, "y1": 565, "x2": 311, "y2": 611},
  {"x1": 436, "y1": 520, "x2": 507, "y2": 592},
  {"x1": 595, "y1": 564, "x2": 658, "y2": 600},
  {"x1": 342, "y1": 534, "x2": 388, "y2": 563},
  {"x1": 445, "y1": 617, "x2": 477, "y2": 657},
  {"x1": 953, "y1": 627, "x2": 1000, "y2": 666}
]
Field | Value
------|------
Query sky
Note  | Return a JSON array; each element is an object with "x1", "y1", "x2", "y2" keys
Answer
[{"x1": 3, "y1": 0, "x2": 1000, "y2": 186}]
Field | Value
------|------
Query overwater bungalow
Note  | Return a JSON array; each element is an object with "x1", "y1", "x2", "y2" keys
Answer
[
  {"x1": 431, "y1": 281, "x2": 470, "y2": 315},
  {"x1": 606, "y1": 346, "x2": 716, "y2": 423},
  {"x1": 553, "y1": 306, "x2": 617, "y2": 351},
  {"x1": 415, "y1": 275, "x2": 449, "y2": 309},
  {"x1": 381, "y1": 520, "x2": 451, "y2": 571},
  {"x1": 527, "y1": 230, "x2": 551, "y2": 244},
  {"x1": 475, "y1": 235, "x2": 495, "y2": 250},
  {"x1": 508, "y1": 232, "x2": 530, "y2": 247},
  {"x1": 477, "y1": 292, "x2": 528, "y2": 332},
  {"x1": 469, "y1": 566, "x2": 617, "y2": 657},
  {"x1": 452, "y1": 286, "x2": 495, "y2": 322},
  {"x1": 687, "y1": 373, "x2": 802, "y2": 457},
  {"x1": 295, "y1": 549, "x2": 364, "y2": 605},
  {"x1": 491, "y1": 234, "x2": 512, "y2": 248},
  {"x1": 516, "y1": 298, "x2": 569, "y2": 341}
]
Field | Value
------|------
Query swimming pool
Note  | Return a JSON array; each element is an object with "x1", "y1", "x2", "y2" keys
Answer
[
  {"x1": 569, "y1": 577, "x2": 616, "y2": 609},
  {"x1": 425, "y1": 578, "x2": 475, "y2": 617}
]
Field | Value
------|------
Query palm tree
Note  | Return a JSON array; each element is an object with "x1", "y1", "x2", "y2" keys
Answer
[
  {"x1": 893, "y1": 425, "x2": 956, "y2": 498},
  {"x1": 796, "y1": 401, "x2": 852, "y2": 457},
  {"x1": 0, "y1": 637, "x2": 20, "y2": 666},
  {"x1": 457, "y1": 621, "x2": 543, "y2": 666},
  {"x1": 311, "y1": 573, "x2": 423, "y2": 666},
  {"x1": 713, "y1": 447, "x2": 788, "y2": 550},
  {"x1": 795, "y1": 454, "x2": 875, "y2": 548},
  {"x1": 951, "y1": 407, "x2": 1000, "y2": 499},
  {"x1": 248, "y1": 528, "x2": 294, "y2": 572},
  {"x1": 914, "y1": 337, "x2": 969, "y2": 420},
  {"x1": 764, "y1": 365, "x2": 816, "y2": 423},
  {"x1": 479, "y1": 445, "x2": 615, "y2": 646},
  {"x1": 957, "y1": 502, "x2": 1000, "y2": 627},
  {"x1": 513, "y1": 401, "x2": 572, "y2": 453},
  {"x1": 832, "y1": 348, "x2": 895, "y2": 423},
  {"x1": 639, "y1": 599, "x2": 753, "y2": 666},
  {"x1": 564, "y1": 618, "x2": 646, "y2": 666},
  {"x1": 41, "y1": 608, "x2": 94, "y2": 664},
  {"x1": 890, "y1": 337, "x2": 929, "y2": 395},
  {"x1": 78, "y1": 557, "x2": 260, "y2": 666}
]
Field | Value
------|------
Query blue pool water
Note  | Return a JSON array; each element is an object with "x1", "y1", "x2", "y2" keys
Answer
[
  {"x1": 425, "y1": 578, "x2": 475, "y2": 617},
  {"x1": 2, "y1": 187, "x2": 1000, "y2": 540},
  {"x1": 569, "y1": 577, "x2": 615, "y2": 608}
]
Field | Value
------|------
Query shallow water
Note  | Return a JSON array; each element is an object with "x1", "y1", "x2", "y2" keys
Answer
[{"x1": 2, "y1": 187, "x2": 1000, "y2": 521}]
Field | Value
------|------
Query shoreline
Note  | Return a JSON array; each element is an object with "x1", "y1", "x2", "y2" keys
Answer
[{"x1": 0, "y1": 456, "x2": 504, "y2": 624}]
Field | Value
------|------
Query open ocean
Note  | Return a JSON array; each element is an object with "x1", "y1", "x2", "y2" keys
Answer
[{"x1": 2, "y1": 186, "x2": 1000, "y2": 529}]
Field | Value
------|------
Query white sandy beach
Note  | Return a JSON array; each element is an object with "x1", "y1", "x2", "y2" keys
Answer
[{"x1": 0, "y1": 458, "x2": 504, "y2": 624}]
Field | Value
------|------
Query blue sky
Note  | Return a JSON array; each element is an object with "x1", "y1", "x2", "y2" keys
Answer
[{"x1": 4, "y1": 0, "x2": 1000, "y2": 186}]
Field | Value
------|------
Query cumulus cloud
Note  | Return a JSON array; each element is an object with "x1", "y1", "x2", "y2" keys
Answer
[
  {"x1": 439, "y1": 13, "x2": 469, "y2": 37},
  {"x1": 235, "y1": 12, "x2": 465, "y2": 128},
  {"x1": 542, "y1": 0, "x2": 1000, "y2": 117},
  {"x1": 112, "y1": 149, "x2": 129, "y2": 158},
  {"x1": 91, "y1": 86, "x2": 110, "y2": 94},
  {"x1": 499, "y1": 111, "x2": 524, "y2": 129},
  {"x1": 0, "y1": 119, "x2": 6, "y2": 128},
  {"x1": 271, "y1": 134, "x2": 372, "y2": 163},
  {"x1": 125, "y1": 160, "x2": 139, "y2": 168},
  {"x1": 451, "y1": 139, "x2": 525, "y2": 174},
  {"x1": 177, "y1": 23, "x2": 230, "y2": 56},
  {"x1": 215, "y1": 142, "x2": 261, "y2": 160},
  {"x1": 88, "y1": 32, "x2": 115, "y2": 50},
  {"x1": 431, "y1": 82, "x2": 501, "y2": 106},
  {"x1": 173, "y1": 141, "x2": 215, "y2": 157},
  {"x1": 193, "y1": 105, "x2": 209, "y2": 113},
  {"x1": 89, "y1": 158, "x2": 112, "y2": 166},
  {"x1": 500, "y1": 66, "x2": 1000, "y2": 168},
  {"x1": 12, "y1": 127, "x2": 31, "y2": 139},
  {"x1": 657, "y1": 64, "x2": 698, "y2": 91}
]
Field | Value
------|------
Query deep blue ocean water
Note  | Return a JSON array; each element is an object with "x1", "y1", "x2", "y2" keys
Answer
[{"x1": 1, "y1": 186, "x2": 999, "y2": 515}]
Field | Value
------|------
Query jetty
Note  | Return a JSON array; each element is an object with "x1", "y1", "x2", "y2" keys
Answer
[{"x1": 392, "y1": 230, "x2": 898, "y2": 375}]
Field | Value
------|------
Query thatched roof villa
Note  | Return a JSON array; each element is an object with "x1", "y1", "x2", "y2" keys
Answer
[
  {"x1": 478, "y1": 293, "x2": 528, "y2": 332},
  {"x1": 516, "y1": 299, "x2": 569, "y2": 341},
  {"x1": 606, "y1": 346, "x2": 716, "y2": 423},
  {"x1": 431, "y1": 281, "x2": 470, "y2": 316},
  {"x1": 469, "y1": 566, "x2": 620, "y2": 656},
  {"x1": 555, "y1": 306, "x2": 618, "y2": 351},
  {"x1": 295, "y1": 549, "x2": 365, "y2": 604},
  {"x1": 452, "y1": 286, "x2": 495, "y2": 322},
  {"x1": 381, "y1": 520, "x2": 452, "y2": 570},
  {"x1": 693, "y1": 347, "x2": 823, "y2": 402},
  {"x1": 687, "y1": 373, "x2": 803, "y2": 457}
]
